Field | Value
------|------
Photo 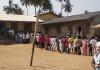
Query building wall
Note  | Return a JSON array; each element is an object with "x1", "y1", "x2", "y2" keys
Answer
[
  {"x1": 39, "y1": 13, "x2": 60, "y2": 21},
  {"x1": 18, "y1": 22, "x2": 24, "y2": 31},
  {"x1": 94, "y1": 15, "x2": 100, "y2": 24},
  {"x1": 42, "y1": 20, "x2": 92, "y2": 38},
  {"x1": 0, "y1": 21, "x2": 35, "y2": 33},
  {"x1": 5, "y1": 21, "x2": 11, "y2": 28},
  {"x1": 39, "y1": 13, "x2": 60, "y2": 33}
]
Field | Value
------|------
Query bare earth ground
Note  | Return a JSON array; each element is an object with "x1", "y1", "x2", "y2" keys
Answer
[{"x1": 0, "y1": 44, "x2": 93, "y2": 70}]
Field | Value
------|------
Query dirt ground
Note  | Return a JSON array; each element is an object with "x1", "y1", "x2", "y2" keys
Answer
[{"x1": 0, "y1": 44, "x2": 93, "y2": 70}]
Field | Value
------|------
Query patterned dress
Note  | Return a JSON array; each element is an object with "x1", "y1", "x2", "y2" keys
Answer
[{"x1": 82, "y1": 39, "x2": 88, "y2": 55}]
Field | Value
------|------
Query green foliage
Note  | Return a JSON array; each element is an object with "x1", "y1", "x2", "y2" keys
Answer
[
  {"x1": 20, "y1": 0, "x2": 53, "y2": 15},
  {"x1": 63, "y1": 0, "x2": 72, "y2": 13},
  {"x1": 3, "y1": 0, "x2": 23, "y2": 15}
]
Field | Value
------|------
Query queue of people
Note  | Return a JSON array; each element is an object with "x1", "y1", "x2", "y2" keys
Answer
[
  {"x1": 35, "y1": 33, "x2": 100, "y2": 70},
  {"x1": 35, "y1": 32, "x2": 99, "y2": 56}
]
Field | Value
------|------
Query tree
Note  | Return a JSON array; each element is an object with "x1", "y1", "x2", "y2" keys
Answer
[
  {"x1": 30, "y1": 0, "x2": 53, "y2": 15},
  {"x1": 3, "y1": 0, "x2": 14, "y2": 14},
  {"x1": 20, "y1": 0, "x2": 31, "y2": 15},
  {"x1": 30, "y1": 0, "x2": 53, "y2": 66},
  {"x1": 3, "y1": 0, "x2": 23, "y2": 15},
  {"x1": 13, "y1": 4, "x2": 23, "y2": 15},
  {"x1": 57, "y1": 0, "x2": 66, "y2": 16},
  {"x1": 40, "y1": 0, "x2": 53, "y2": 12},
  {"x1": 63, "y1": 0, "x2": 72, "y2": 16}
]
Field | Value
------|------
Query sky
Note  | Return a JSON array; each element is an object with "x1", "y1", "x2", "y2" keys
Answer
[{"x1": 0, "y1": 0, "x2": 100, "y2": 16}]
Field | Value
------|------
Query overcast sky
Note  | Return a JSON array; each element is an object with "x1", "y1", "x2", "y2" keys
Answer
[{"x1": 0, "y1": 0, "x2": 100, "y2": 16}]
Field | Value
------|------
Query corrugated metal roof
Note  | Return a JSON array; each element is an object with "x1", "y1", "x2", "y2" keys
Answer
[
  {"x1": 0, "y1": 14, "x2": 43, "y2": 22},
  {"x1": 41, "y1": 11, "x2": 100, "y2": 25}
]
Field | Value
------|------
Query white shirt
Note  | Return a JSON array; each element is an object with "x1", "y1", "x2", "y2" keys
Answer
[
  {"x1": 22, "y1": 34, "x2": 25, "y2": 39},
  {"x1": 50, "y1": 38, "x2": 53, "y2": 45},
  {"x1": 26, "y1": 33, "x2": 30, "y2": 39},
  {"x1": 74, "y1": 38, "x2": 78, "y2": 47},
  {"x1": 52, "y1": 38, "x2": 56, "y2": 44},
  {"x1": 90, "y1": 39, "x2": 97, "y2": 47},
  {"x1": 19, "y1": 33, "x2": 23, "y2": 38},
  {"x1": 36, "y1": 35, "x2": 39, "y2": 42},
  {"x1": 59, "y1": 39, "x2": 63, "y2": 47}
]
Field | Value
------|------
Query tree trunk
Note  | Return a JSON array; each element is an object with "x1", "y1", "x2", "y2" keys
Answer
[
  {"x1": 61, "y1": 1, "x2": 63, "y2": 16},
  {"x1": 30, "y1": 11, "x2": 39, "y2": 66},
  {"x1": 26, "y1": 7, "x2": 28, "y2": 15}
]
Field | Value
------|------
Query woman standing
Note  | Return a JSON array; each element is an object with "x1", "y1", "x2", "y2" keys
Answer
[
  {"x1": 82, "y1": 37, "x2": 89, "y2": 56},
  {"x1": 39, "y1": 34, "x2": 44, "y2": 49},
  {"x1": 59, "y1": 37, "x2": 63, "y2": 53}
]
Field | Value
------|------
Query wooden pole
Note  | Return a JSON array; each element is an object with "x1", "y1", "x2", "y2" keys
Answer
[{"x1": 30, "y1": 11, "x2": 39, "y2": 66}]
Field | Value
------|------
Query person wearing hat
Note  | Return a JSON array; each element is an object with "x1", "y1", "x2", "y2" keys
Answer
[{"x1": 92, "y1": 42, "x2": 100, "y2": 70}]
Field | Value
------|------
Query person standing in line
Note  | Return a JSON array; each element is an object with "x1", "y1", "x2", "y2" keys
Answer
[
  {"x1": 76, "y1": 36, "x2": 82, "y2": 55},
  {"x1": 8, "y1": 28, "x2": 12, "y2": 39},
  {"x1": 22, "y1": 32, "x2": 25, "y2": 44},
  {"x1": 66, "y1": 37, "x2": 69, "y2": 53},
  {"x1": 62, "y1": 36, "x2": 67, "y2": 53},
  {"x1": 25, "y1": 32, "x2": 30, "y2": 43},
  {"x1": 68, "y1": 36, "x2": 74, "y2": 54},
  {"x1": 91, "y1": 42, "x2": 100, "y2": 70},
  {"x1": 19, "y1": 32, "x2": 23, "y2": 43},
  {"x1": 59, "y1": 37, "x2": 63, "y2": 53},
  {"x1": 56, "y1": 36, "x2": 59, "y2": 52},
  {"x1": 90, "y1": 37, "x2": 97, "y2": 55},
  {"x1": 82, "y1": 37, "x2": 89, "y2": 56},
  {"x1": 10, "y1": 28, "x2": 14, "y2": 40},
  {"x1": 73, "y1": 37, "x2": 78, "y2": 54},
  {"x1": 46, "y1": 35, "x2": 50, "y2": 50},
  {"x1": 50, "y1": 36, "x2": 53, "y2": 51},
  {"x1": 39, "y1": 34, "x2": 44, "y2": 49},
  {"x1": 36, "y1": 33, "x2": 40, "y2": 47},
  {"x1": 52, "y1": 36, "x2": 57, "y2": 52}
]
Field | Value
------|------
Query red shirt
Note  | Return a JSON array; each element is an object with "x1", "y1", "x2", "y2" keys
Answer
[
  {"x1": 39, "y1": 35, "x2": 43, "y2": 44},
  {"x1": 62, "y1": 38, "x2": 67, "y2": 47},
  {"x1": 46, "y1": 36, "x2": 50, "y2": 45}
]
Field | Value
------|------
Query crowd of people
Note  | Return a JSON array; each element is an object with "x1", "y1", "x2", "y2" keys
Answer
[
  {"x1": 35, "y1": 32, "x2": 100, "y2": 70},
  {"x1": 15, "y1": 32, "x2": 33, "y2": 43},
  {"x1": 0, "y1": 28, "x2": 34, "y2": 44},
  {"x1": 35, "y1": 32, "x2": 100, "y2": 56},
  {"x1": 0, "y1": 28, "x2": 100, "y2": 69}
]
